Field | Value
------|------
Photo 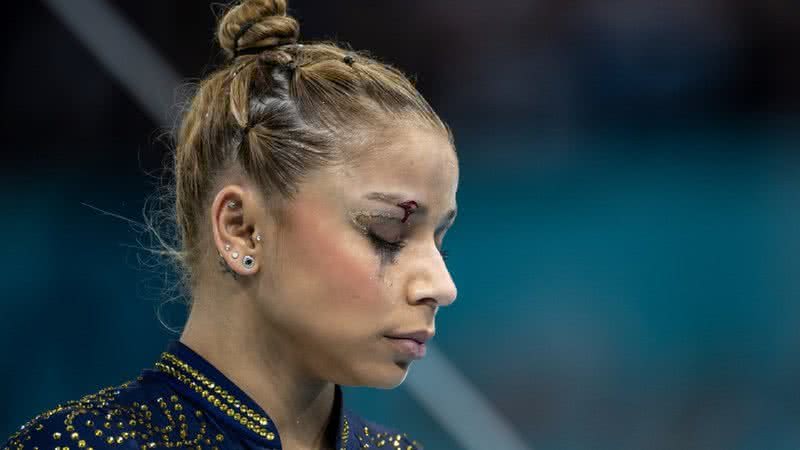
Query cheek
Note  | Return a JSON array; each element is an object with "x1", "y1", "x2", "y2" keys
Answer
[{"x1": 282, "y1": 205, "x2": 386, "y2": 311}]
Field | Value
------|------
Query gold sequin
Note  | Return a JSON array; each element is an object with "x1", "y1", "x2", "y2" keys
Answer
[
  {"x1": 339, "y1": 416, "x2": 350, "y2": 450},
  {"x1": 1, "y1": 359, "x2": 427, "y2": 450},
  {"x1": 155, "y1": 353, "x2": 272, "y2": 439}
]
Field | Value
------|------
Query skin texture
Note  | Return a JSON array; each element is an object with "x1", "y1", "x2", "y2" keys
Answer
[{"x1": 180, "y1": 124, "x2": 459, "y2": 450}]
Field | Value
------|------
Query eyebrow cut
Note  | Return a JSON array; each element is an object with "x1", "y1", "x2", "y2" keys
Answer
[{"x1": 364, "y1": 192, "x2": 457, "y2": 231}]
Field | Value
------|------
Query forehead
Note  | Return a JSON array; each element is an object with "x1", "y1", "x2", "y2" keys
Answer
[{"x1": 339, "y1": 126, "x2": 459, "y2": 199}]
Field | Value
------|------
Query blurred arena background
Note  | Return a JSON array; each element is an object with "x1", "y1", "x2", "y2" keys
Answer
[{"x1": 2, "y1": 1, "x2": 799, "y2": 449}]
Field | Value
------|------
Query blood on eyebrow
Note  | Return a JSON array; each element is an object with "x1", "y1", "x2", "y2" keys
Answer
[{"x1": 396, "y1": 200, "x2": 419, "y2": 223}]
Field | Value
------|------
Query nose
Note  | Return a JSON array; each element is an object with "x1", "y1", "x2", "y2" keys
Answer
[{"x1": 406, "y1": 242, "x2": 458, "y2": 308}]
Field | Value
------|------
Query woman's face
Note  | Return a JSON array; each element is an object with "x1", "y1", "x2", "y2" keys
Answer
[{"x1": 258, "y1": 125, "x2": 459, "y2": 388}]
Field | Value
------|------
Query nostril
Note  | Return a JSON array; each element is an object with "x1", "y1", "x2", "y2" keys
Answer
[{"x1": 421, "y1": 298, "x2": 437, "y2": 309}]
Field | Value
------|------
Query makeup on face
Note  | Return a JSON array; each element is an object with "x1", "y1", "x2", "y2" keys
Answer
[
  {"x1": 348, "y1": 210, "x2": 404, "y2": 236},
  {"x1": 350, "y1": 197, "x2": 455, "y2": 247},
  {"x1": 348, "y1": 192, "x2": 456, "y2": 266},
  {"x1": 362, "y1": 192, "x2": 457, "y2": 231}
]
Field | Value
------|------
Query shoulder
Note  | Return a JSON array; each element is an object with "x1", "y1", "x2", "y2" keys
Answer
[
  {"x1": 3, "y1": 377, "x2": 203, "y2": 450},
  {"x1": 4, "y1": 379, "x2": 138, "y2": 450},
  {"x1": 346, "y1": 411, "x2": 425, "y2": 450}
]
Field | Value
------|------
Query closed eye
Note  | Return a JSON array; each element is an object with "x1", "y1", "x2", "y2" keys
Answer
[{"x1": 367, "y1": 230, "x2": 406, "y2": 254}]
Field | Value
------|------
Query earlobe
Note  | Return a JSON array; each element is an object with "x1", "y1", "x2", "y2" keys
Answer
[
  {"x1": 210, "y1": 186, "x2": 263, "y2": 278},
  {"x1": 217, "y1": 251, "x2": 240, "y2": 280}
]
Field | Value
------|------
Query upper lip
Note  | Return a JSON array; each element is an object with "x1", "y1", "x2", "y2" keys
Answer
[{"x1": 386, "y1": 329, "x2": 435, "y2": 344}]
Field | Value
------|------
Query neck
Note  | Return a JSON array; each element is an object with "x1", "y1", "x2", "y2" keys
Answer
[{"x1": 179, "y1": 288, "x2": 337, "y2": 450}]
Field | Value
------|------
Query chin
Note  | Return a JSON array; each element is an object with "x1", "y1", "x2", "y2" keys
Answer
[{"x1": 344, "y1": 361, "x2": 412, "y2": 389}]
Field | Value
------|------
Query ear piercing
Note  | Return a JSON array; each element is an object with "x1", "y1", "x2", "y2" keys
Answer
[
  {"x1": 220, "y1": 244, "x2": 258, "y2": 275},
  {"x1": 227, "y1": 200, "x2": 238, "y2": 209},
  {"x1": 219, "y1": 231, "x2": 261, "y2": 277}
]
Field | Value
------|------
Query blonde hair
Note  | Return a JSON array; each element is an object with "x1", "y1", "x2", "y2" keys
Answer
[{"x1": 162, "y1": 0, "x2": 452, "y2": 295}]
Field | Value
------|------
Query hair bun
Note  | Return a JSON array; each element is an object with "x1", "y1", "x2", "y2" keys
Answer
[{"x1": 217, "y1": 0, "x2": 299, "y2": 60}]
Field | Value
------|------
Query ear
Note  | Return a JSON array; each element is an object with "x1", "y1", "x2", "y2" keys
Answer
[{"x1": 210, "y1": 184, "x2": 263, "y2": 277}]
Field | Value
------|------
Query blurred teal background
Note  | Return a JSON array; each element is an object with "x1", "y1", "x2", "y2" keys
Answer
[{"x1": 2, "y1": 1, "x2": 800, "y2": 449}]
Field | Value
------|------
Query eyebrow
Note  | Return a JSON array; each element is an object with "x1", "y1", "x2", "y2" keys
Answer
[{"x1": 364, "y1": 192, "x2": 457, "y2": 231}]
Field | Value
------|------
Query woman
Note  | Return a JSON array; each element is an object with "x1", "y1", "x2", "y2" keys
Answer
[{"x1": 4, "y1": 1, "x2": 458, "y2": 450}]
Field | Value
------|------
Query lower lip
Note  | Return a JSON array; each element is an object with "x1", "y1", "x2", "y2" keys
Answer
[{"x1": 385, "y1": 337, "x2": 427, "y2": 359}]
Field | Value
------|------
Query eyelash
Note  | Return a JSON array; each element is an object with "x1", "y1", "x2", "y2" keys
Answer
[
  {"x1": 367, "y1": 231, "x2": 406, "y2": 255},
  {"x1": 367, "y1": 231, "x2": 449, "y2": 261}
]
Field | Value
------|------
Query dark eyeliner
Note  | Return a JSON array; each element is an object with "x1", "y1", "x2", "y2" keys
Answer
[{"x1": 366, "y1": 230, "x2": 406, "y2": 254}]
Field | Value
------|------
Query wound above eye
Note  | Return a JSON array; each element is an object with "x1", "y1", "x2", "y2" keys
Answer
[{"x1": 396, "y1": 200, "x2": 418, "y2": 223}]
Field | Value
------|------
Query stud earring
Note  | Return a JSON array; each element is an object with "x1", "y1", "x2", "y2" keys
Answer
[
  {"x1": 224, "y1": 244, "x2": 231, "y2": 252},
  {"x1": 255, "y1": 234, "x2": 262, "y2": 243},
  {"x1": 231, "y1": 251, "x2": 239, "y2": 259},
  {"x1": 227, "y1": 200, "x2": 238, "y2": 209},
  {"x1": 242, "y1": 255, "x2": 255, "y2": 270}
]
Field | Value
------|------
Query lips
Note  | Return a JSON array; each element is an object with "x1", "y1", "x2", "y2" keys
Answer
[
  {"x1": 384, "y1": 329, "x2": 435, "y2": 345},
  {"x1": 384, "y1": 329, "x2": 435, "y2": 360}
]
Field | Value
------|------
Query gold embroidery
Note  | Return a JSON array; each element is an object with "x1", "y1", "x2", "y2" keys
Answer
[
  {"x1": 3, "y1": 379, "x2": 211, "y2": 450},
  {"x1": 155, "y1": 352, "x2": 276, "y2": 440},
  {"x1": 355, "y1": 426, "x2": 421, "y2": 449},
  {"x1": 4, "y1": 357, "x2": 418, "y2": 450},
  {"x1": 339, "y1": 416, "x2": 349, "y2": 450},
  {"x1": 155, "y1": 352, "x2": 356, "y2": 449}
]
